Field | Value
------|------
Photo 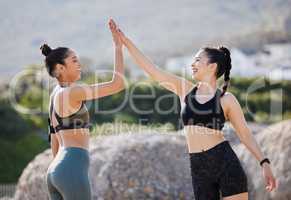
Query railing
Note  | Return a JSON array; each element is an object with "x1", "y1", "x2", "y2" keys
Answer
[{"x1": 0, "y1": 184, "x2": 16, "y2": 198}]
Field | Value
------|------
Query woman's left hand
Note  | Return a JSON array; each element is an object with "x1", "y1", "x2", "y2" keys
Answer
[
  {"x1": 262, "y1": 163, "x2": 278, "y2": 192},
  {"x1": 109, "y1": 18, "x2": 122, "y2": 48}
]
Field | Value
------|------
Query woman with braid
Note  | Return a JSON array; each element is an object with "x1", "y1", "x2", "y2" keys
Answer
[{"x1": 110, "y1": 19, "x2": 277, "y2": 200}]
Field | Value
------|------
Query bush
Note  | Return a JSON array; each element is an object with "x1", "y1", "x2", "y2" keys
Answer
[
  {"x1": 0, "y1": 133, "x2": 48, "y2": 183},
  {"x1": 0, "y1": 72, "x2": 290, "y2": 183}
]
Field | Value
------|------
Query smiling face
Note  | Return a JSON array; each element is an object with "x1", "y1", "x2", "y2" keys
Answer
[
  {"x1": 191, "y1": 49, "x2": 217, "y2": 81},
  {"x1": 64, "y1": 50, "x2": 82, "y2": 81},
  {"x1": 56, "y1": 50, "x2": 82, "y2": 82}
]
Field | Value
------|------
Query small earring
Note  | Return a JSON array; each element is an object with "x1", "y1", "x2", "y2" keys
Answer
[{"x1": 53, "y1": 71, "x2": 59, "y2": 78}]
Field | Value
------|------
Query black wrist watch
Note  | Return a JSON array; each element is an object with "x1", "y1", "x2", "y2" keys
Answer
[{"x1": 260, "y1": 158, "x2": 270, "y2": 167}]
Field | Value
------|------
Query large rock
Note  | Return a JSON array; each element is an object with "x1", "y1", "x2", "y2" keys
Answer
[
  {"x1": 88, "y1": 132, "x2": 194, "y2": 199},
  {"x1": 13, "y1": 150, "x2": 51, "y2": 200},
  {"x1": 12, "y1": 120, "x2": 291, "y2": 199},
  {"x1": 14, "y1": 132, "x2": 194, "y2": 200},
  {"x1": 0, "y1": 197, "x2": 13, "y2": 200},
  {"x1": 223, "y1": 122, "x2": 268, "y2": 144},
  {"x1": 233, "y1": 119, "x2": 291, "y2": 200}
]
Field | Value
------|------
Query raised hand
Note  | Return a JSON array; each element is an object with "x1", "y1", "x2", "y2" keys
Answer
[
  {"x1": 107, "y1": 19, "x2": 194, "y2": 98},
  {"x1": 109, "y1": 18, "x2": 122, "y2": 48},
  {"x1": 116, "y1": 28, "x2": 128, "y2": 44},
  {"x1": 109, "y1": 19, "x2": 128, "y2": 44}
]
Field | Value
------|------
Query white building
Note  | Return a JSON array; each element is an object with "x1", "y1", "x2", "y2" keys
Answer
[{"x1": 164, "y1": 43, "x2": 291, "y2": 80}]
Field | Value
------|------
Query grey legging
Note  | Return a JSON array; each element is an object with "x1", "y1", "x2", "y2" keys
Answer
[{"x1": 46, "y1": 147, "x2": 91, "y2": 200}]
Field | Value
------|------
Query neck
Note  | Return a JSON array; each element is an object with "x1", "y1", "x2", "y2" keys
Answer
[
  {"x1": 197, "y1": 76, "x2": 217, "y2": 94},
  {"x1": 58, "y1": 78, "x2": 74, "y2": 88}
]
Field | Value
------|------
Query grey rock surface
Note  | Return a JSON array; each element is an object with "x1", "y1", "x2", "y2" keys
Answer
[
  {"x1": 233, "y1": 119, "x2": 291, "y2": 200},
  {"x1": 14, "y1": 132, "x2": 194, "y2": 200},
  {"x1": 12, "y1": 120, "x2": 290, "y2": 199}
]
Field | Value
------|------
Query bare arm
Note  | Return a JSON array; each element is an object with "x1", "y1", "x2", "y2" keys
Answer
[
  {"x1": 115, "y1": 24, "x2": 193, "y2": 98},
  {"x1": 70, "y1": 19, "x2": 125, "y2": 102},
  {"x1": 225, "y1": 92, "x2": 277, "y2": 191},
  {"x1": 226, "y1": 93, "x2": 265, "y2": 161}
]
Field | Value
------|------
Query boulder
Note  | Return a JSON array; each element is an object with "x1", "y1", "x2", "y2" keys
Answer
[
  {"x1": 14, "y1": 150, "x2": 51, "y2": 200},
  {"x1": 12, "y1": 120, "x2": 291, "y2": 199},
  {"x1": 233, "y1": 119, "x2": 291, "y2": 199},
  {"x1": 14, "y1": 132, "x2": 194, "y2": 200}
]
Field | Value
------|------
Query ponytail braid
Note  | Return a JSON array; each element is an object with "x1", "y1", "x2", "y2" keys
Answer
[{"x1": 218, "y1": 46, "x2": 232, "y2": 97}]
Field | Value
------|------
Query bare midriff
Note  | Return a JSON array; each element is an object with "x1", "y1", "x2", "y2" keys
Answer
[
  {"x1": 184, "y1": 125, "x2": 226, "y2": 153},
  {"x1": 55, "y1": 128, "x2": 90, "y2": 150}
]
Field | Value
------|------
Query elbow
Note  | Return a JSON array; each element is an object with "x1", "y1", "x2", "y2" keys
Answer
[
  {"x1": 116, "y1": 82, "x2": 125, "y2": 93},
  {"x1": 119, "y1": 80, "x2": 125, "y2": 91},
  {"x1": 237, "y1": 131, "x2": 247, "y2": 144},
  {"x1": 239, "y1": 132, "x2": 252, "y2": 145},
  {"x1": 240, "y1": 137, "x2": 248, "y2": 145},
  {"x1": 112, "y1": 78, "x2": 125, "y2": 93}
]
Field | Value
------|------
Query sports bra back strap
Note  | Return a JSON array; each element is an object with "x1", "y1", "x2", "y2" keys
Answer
[{"x1": 49, "y1": 96, "x2": 54, "y2": 120}]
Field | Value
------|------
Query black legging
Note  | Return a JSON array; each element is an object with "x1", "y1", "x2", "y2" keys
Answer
[{"x1": 189, "y1": 140, "x2": 248, "y2": 200}]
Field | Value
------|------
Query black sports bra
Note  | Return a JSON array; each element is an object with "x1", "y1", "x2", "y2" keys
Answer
[
  {"x1": 48, "y1": 93, "x2": 91, "y2": 141},
  {"x1": 181, "y1": 85, "x2": 226, "y2": 130}
]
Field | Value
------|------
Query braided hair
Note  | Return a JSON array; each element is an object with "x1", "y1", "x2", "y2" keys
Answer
[{"x1": 201, "y1": 46, "x2": 232, "y2": 97}]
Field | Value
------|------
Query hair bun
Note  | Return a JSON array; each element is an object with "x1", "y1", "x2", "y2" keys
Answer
[{"x1": 40, "y1": 43, "x2": 52, "y2": 56}]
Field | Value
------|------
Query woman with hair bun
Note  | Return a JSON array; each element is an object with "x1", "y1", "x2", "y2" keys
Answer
[
  {"x1": 43, "y1": 19, "x2": 125, "y2": 200},
  {"x1": 110, "y1": 19, "x2": 277, "y2": 200}
]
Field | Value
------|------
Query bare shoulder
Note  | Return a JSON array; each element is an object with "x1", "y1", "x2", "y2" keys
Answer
[
  {"x1": 56, "y1": 83, "x2": 84, "y2": 98},
  {"x1": 69, "y1": 82, "x2": 95, "y2": 94},
  {"x1": 220, "y1": 91, "x2": 241, "y2": 119},
  {"x1": 220, "y1": 91, "x2": 238, "y2": 104},
  {"x1": 68, "y1": 83, "x2": 90, "y2": 103},
  {"x1": 53, "y1": 85, "x2": 77, "y2": 104}
]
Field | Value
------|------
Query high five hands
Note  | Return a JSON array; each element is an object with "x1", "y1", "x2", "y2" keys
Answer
[
  {"x1": 109, "y1": 18, "x2": 128, "y2": 46},
  {"x1": 109, "y1": 18, "x2": 123, "y2": 48}
]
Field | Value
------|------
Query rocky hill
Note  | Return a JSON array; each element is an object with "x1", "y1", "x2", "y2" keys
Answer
[{"x1": 0, "y1": 0, "x2": 291, "y2": 80}]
